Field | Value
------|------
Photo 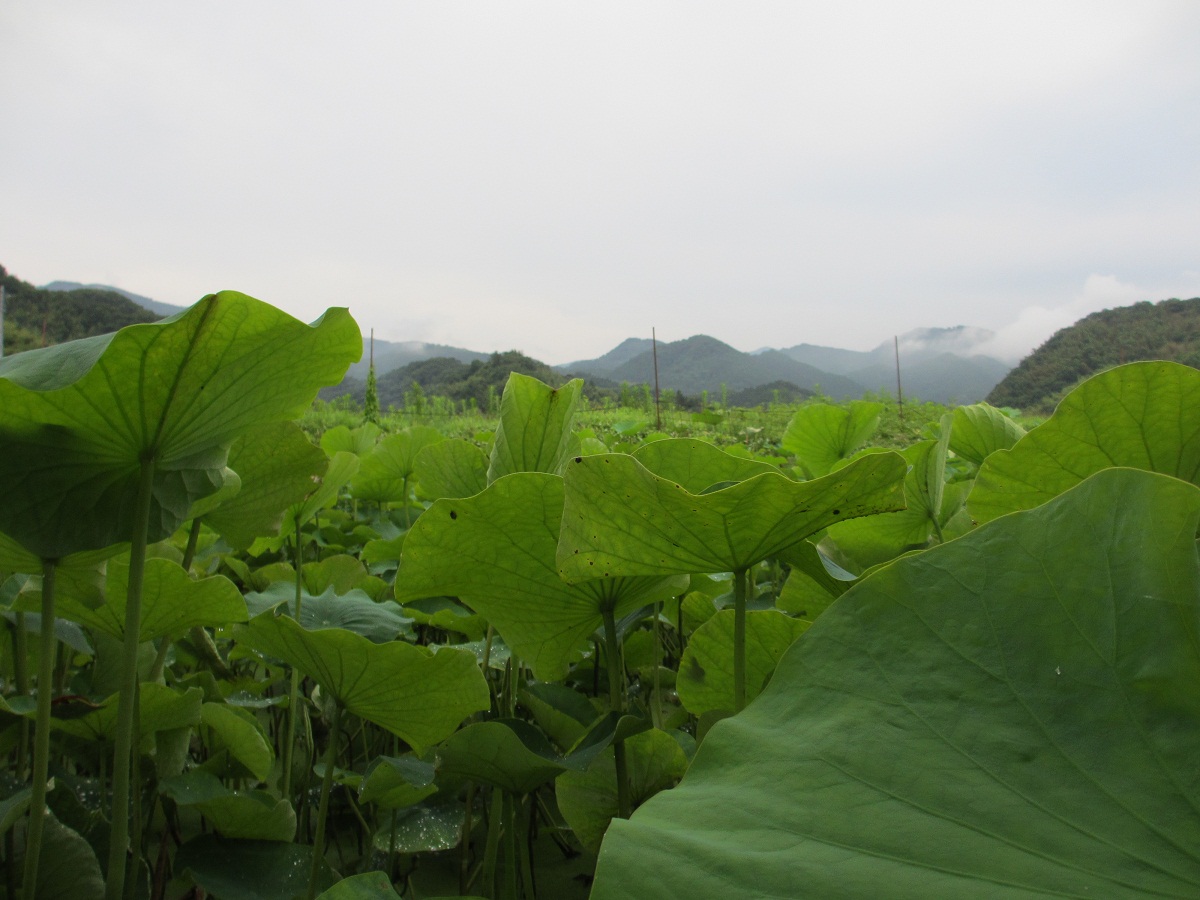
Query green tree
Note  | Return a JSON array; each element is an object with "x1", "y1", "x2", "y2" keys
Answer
[{"x1": 363, "y1": 363, "x2": 380, "y2": 424}]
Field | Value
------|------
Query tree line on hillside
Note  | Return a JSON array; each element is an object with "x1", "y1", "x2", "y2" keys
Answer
[
  {"x1": 0, "y1": 264, "x2": 160, "y2": 355},
  {"x1": 987, "y1": 297, "x2": 1200, "y2": 411}
]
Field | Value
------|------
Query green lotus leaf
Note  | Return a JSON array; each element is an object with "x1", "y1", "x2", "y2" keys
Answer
[
  {"x1": 358, "y1": 756, "x2": 437, "y2": 809},
  {"x1": 0, "y1": 535, "x2": 111, "y2": 608},
  {"x1": 414, "y1": 439, "x2": 489, "y2": 500},
  {"x1": 782, "y1": 400, "x2": 883, "y2": 478},
  {"x1": 395, "y1": 472, "x2": 684, "y2": 681},
  {"x1": 630, "y1": 438, "x2": 782, "y2": 493},
  {"x1": 285, "y1": 450, "x2": 361, "y2": 532},
  {"x1": 204, "y1": 421, "x2": 329, "y2": 549},
  {"x1": 437, "y1": 718, "x2": 584, "y2": 794},
  {"x1": 519, "y1": 682, "x2": 598, "y2": 751},
  {"x1": 43, "y1": 555, "x2": 245, "y2": 643},
  {"x1": 0, "y1": 292, "x2": 360, "y2": 558},
  {"x1": 487, "y1": 373, "x2": 582, "y2": 483},
  {"x1": 948, "y1": 402, "x2": 1026, "y2": 467},
  {"x1": 557, "y1": 728, "x2": 687, "y2": 857},
  {"x1": 200, "y1": 703, "x2": 273, "y2": 783},
  {"x1": 590, "y1": 468, "x2": 1200, "y2": 899},
  {"x1": 320, "y1": 423, "x2": 381, "y2": 458},
  {"x1": 31, "y1": 810, "x2": 106, "y2": 899},
  {"x1": 161, "y1": 772, "x2": 295, "y2": 841},
  {"x1": 53, "y1": 683, "x2": 203, "y2": 744},
  {"x1": 243, "y1": 584, "x2": 411, "y2": 642},
  {"x1": 370, "y1": 801, "x2": 464, "y2": 854},
  {"x1": 969, "y1": 360, "x2": 1200, "y2": 523},
  {"x1": 676, "y1": 609, "x2": 809, "y2": 715},
  {"x1": 825, "y1": 430, "x2": 953, "y2": 571},
  {"x1": 235, "y1": 613, "x2": 488, "y2": 753},
  {"x1": 351, "y1": 427, "x2": 445, "y2": 504},
  {"x1": 175, "y1": 834, "x2": 337, "y2": 900},
  {"x1": 556, "y1": 451, "x2": 907, "y2": 580},
  {"x1": 774, "y1": 540, "x2": 856, "y2": 620},
  {"x1": 316, "y1": 872, "x2": 402, "y2": 899}
]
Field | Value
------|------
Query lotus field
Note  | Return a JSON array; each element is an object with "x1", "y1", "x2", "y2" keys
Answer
[{"x1": 0, "y1": 294, "x2": 1197, "y2": 900}]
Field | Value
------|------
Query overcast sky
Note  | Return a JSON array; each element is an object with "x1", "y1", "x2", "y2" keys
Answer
[{"x1": 3, "y1": 2, "x2": 1199, "y2": 365}]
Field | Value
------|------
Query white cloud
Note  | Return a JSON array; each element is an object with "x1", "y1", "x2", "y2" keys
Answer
[{"x1": 977, "y1": 273, "x2": 1200, "y2": 363}]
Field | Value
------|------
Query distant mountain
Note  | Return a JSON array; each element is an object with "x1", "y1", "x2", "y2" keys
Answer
[
  {"x1": 562, "y1": 337, "x2": 654, "y2": 375},
  {"x1": 778, "y1": 326, "x2": 1009, "y2": 403},
  {"x1": 42, "y1": 280, "x2": 187, "y2": 318},
  {"x1": 987, "y1": 297, "x2": 1200, "y2": 411},
  {"x1": 324, "y1": 350, "x2": 564, "y2": 409},
  {"x1": 1, "y1": 266, "x2": 161, "y2": 355},
  {"x1": 346, "y1": 338, "x2": 488, "y2": 382},
  {"x1": 566, "y1": 334, "x2": 866, "y2": 399}
]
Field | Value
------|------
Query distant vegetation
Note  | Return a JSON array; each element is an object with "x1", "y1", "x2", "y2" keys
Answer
[
  {"x1": 0, "y1": 265, "x2": 160, "y2": 354},
  {"x1": 987, "y1": 297, "x2": 1200, "y2": 411}
]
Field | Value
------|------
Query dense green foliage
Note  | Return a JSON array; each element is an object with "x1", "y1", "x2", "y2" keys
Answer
[
  {"x1": 987, "y1": 296, "x2": 1200, "y2": 410},
  {"x1": 0, "y1": 264, "x2": 160, "y2": 355},
  {"x1": 0, "y1": 296, "x2": 1194, "y2": 900}
]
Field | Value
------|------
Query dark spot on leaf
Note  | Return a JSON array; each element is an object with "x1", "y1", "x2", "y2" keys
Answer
[
  {"x1": 574, "y1": 456, "x2": 582, "y2": 463},
  {"x1": 449, "y1": 510, "x2": 458, "y2": 519},
  {"x1": 574, "y1": 549, "x2": 579, "y2": 554},
  {"x1": 589, "y1": 561, "x2": 594, "y2": 566},
  {"x1": 832, "y1": 509, "x2": 840, "y2": 515}
]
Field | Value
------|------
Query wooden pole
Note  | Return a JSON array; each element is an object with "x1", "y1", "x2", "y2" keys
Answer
[{"x1": 652, "y1": 328, "x2": 662, "y2": 430}]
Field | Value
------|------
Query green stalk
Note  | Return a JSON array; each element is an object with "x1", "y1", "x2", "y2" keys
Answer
[
  {"x1": 306, "y1": 700, "x2": 342, "y2": 900},
  {"x1": 601, "y1": 605, "x2": 631, "y2": 820},
  {"x1": 651, "y1": 600, "x2": 663, "y2": 730},
  {"x1": 12, "y1": 611, "x2": 29, "y2": 774},
  {"x1": 281, "y1": 518, "x2": 305, "y2": 799},
  {"x1": 481, "y1": 788, "x2": 504, "y2": 898},
  {"x1": 22, "y1": 561, "x2": 58, "y2": 897},
  {"x1": 105, "y1": 456, "x2": 157, "y2": 900},
  {"x1": 733, "y1": 567, "x2": 748, "y2": 713}
]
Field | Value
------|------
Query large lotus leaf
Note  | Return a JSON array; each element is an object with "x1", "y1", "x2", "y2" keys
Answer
[
  {"x1": 437, "y1": 718, "x2": 585, "y2": 794},
  {"x1": 284, "y1": 450, "x2": 360, "y2": 532},
  {"x1": 370, "y1": 801, "x2": 464, "y2": 854},
  {"x1": 774, "y1": 540, "x2": 856, "y2": 620},
  {"x1": 303, "y1": 554, "x2": 372, "y2": 595},
  {"x1": 316, "y1": 872, "x2": 401, "y2": 899},
  {"x1": 236, "y1": 612, "x2": 488, "y2": 753},
  {"x1": 42, "y1": 555, "x2": 245, "y2": 643},
  {"x1": 53, "y1": 683, "x2": 203, "y2": 744},
  {"x1": 161, "y1": 772, "x2": 295, "y2": 841},
  {"x1": 320, "y1": 422, "x2": 381, "y2": 458},
  {"x1": 487, "y1": 373, "x2": 582, "y2": 483},
  {"x1": 557, "y1": 451, "x2": 906, "y2": 580},
  {"x1": 175, "y1": 834, "x2": 337, "y2": 900},
  {"x1": 32, "y1": 810, "x2": 106, "y2": 900},
  {"x1": 395, "y1": 472, "x2": 684, "y2": 681},
  {"x1": 200, "y1": 703, "x2": 273, "y2": 783},
  {"x1": 630, "y1": 439, "x2": 781, "y2": 493},
  {"x1": 782, "y1": 400, "x2": 883, "y2": 478},
  {"x1": 825, "y1": 434, "x2": 952, "y2": 571},
  {"x1": 0, "y1": 534, "x2": 111, "y2": 607},
  {"x1": 676, "y1": 609, "x2": 809, "y2": 715},
  {"x1": 557, "y1": 729, "x2": 687, "y2": 857},
  {"x1": 969, "y1": 360, "x2": 1200, "y2": 523},
  {"x1": 243, "y1": 583, "x2": 411, "y2": 642},
  {"x1": 204, "y1": 421, "x2": 329, "y2": 549},
  {"x1": 0, "y1": 293, "x2": 359, "y2": 558},
  {"x1": 414, "y1": 439, "x2": 489, "y2": 500},
  {"x1": 358, "y1": 756, "x2": 437, "y2": 809},
  {"x1": 590, "y1": 468, "x2": 1200, "y2": 899},
  {"x1": 351, "y1": 427, "x2": 445, "y2": 503},
  {"x1": 949, "y1": 402, "x2": 1026, "y2": 467}
]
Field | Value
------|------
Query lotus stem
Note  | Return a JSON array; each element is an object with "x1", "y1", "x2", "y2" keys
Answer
[
  {"x1": 282, "y1": 517, "x2": 304, "y2": 799},
  {"x1": 733, "y1": 567, "x2": 748, "y2": 713},
  {"x1": 22, "y1": 560, "x2": 57, "y2": 896},
  {"x1": 602, "y1": 605, "x2": 631, "y2": 820},
  {"x1": 306, "y1": 699, "x2": 342, "y2": 900},
  {"x1": 106, "y1": 456, "x2": 157, "y2": 900}
]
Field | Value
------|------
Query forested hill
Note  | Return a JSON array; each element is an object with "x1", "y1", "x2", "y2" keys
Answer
[
  {"x1": 322, "y1": 350, "x2": 568, "y2": 410},
  {"x1": 1, "y1": 264, "x2": 160, "y2": 355},
  {"x1": 987, "y1": 297, "x2": 1200, "y2": 411}
]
